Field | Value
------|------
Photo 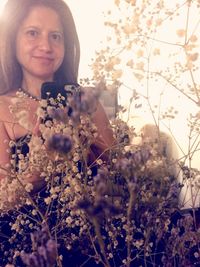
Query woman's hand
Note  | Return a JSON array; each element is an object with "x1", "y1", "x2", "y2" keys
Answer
[{"x1": 89, "y1": 101, "x2": 115, "y2": 162}]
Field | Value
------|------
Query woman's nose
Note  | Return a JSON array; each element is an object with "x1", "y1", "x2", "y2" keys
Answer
[{"x1": 38, "y1": 35, "x2": 52, "y2": 52}]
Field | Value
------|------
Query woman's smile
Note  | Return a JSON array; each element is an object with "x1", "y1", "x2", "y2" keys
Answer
[
  {"x1": 32, "y1": 55, "x2": 54, "y2": 65},
  {"x1": 16, "y1": 6, "x2": 65, "y2": 82}
]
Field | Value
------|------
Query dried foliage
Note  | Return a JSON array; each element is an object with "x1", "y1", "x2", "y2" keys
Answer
[{"x1": 1, "y1": 0, "x2": 200, "y2": 266}]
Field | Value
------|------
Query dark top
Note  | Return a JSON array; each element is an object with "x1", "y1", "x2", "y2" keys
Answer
[{"x1": 0, "y1": 135, "x2": 99, "y2": 266}]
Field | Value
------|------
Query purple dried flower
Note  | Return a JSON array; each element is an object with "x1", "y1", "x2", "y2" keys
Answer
[
  {"x1": 46, "y1": 239, "x2": 57, "y2": 255},
  {"x1": 133, "y1": 147, "x2": 150, "y2": 165},
  {"x1": 47, "y1": 107, "x2": 68, "y2": 122},
  {"x1": 21, "y1": 252, "x2": 40, "y2": 267},
  {"x1": 21, "y1": 243, "x2": 57, "y2": 267},
  {"x1": 79, "y1": 89, "x2": 99, "y2": 114},
  {"x1": 166, "y1": 181, "x2": 179, "y2": 200},
  {"x1": 47, "y1": 133, "x2": 72, "y2": 154},
  {"x1": 76, "y1": 198, "x2": 95, "y2": 216},
  {"x1": 67, "y1": 87, "x2": 99, "y2": 122},
  {"x1": 77, "y1": 196, "x2": 120, "y2": 217},
  {"x1": 69, "y1": 110, "x2": 80, "y2": 123},
  {"x1": 94, "y1": 167, "x2": 108, "y2": 194},
  {"x1": 38, "y1": 246, "x2": 47, "y2": 261},
  {"x1": 140, "y1": 147, "x2": 150, "y2": 162},
  {"x1": 116, "y1": 158, "x2": 130, "y2": 170},
  {"x1": 21, "y1": 225, "x2": 57, "y2": 267},
  {"x1": 133, "y1": 151, "x2": 142, "y2": 164}
]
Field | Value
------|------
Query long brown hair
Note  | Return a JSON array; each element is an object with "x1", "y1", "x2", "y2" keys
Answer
[{"x1": 0, "y1": 0, "x2": 80, "y2": 94}]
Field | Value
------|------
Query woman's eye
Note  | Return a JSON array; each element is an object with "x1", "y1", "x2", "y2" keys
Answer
[
  {"x1": 26, "y1": 30, "x2": 38, "y2": 37},
  {"x1": 51, "y1": 32, "x2": 63, "y2": 42}
]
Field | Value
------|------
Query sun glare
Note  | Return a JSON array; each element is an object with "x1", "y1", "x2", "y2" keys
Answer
[{"x1": 0, "y1": 0, "x2": 7, "y2": 16}]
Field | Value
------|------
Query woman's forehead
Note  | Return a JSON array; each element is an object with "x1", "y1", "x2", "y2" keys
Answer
[{"x1": 20, "y1": 5, "x2": 63, "y2": 31}]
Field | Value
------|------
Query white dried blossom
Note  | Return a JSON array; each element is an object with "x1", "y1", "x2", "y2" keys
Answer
[
  {"x1": 44, "y1": 197, "x2": 51, "y2": 205},
  {"x1": 25, "y1": 182, "x2": 33, "y2": 192}
]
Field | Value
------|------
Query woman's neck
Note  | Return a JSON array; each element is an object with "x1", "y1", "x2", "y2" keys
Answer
[{"x1": 21, "y1": 77, "x2": 53, "y2": 99}]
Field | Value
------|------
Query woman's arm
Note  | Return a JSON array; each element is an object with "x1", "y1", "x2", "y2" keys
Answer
[
  {"x1": 0, "y1": 121, "x2": 11, "y2": 179},
  {"x1": 0, "y1": 119, "x2": 45, "y2": 193},
  {"x1": 89, "y1": 101, "x2": 115, "y2": 161}
]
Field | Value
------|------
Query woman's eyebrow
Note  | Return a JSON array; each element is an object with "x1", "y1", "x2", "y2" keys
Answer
[
  {"x1": 22, "y1": 25, "x2": 63, "y2": 33},
  {"x1": 21, "y1": 25, "x2": 39, "y2": 30}
]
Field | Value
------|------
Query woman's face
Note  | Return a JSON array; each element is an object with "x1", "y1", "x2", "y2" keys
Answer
[{"x1": 16, "y1": 5, "x2": 65, "y2": 83}]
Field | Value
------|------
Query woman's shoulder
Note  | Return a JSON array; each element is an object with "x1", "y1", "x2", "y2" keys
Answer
[
  {"x1": 0, "y1": 89, "x2": 18, "y2": 100},
  {"x1": 0, "y1": 90, "x2": 18, "y2": 117},
  {"x1": 0, "y1": 94, "x2": 9, "y2": 110}
]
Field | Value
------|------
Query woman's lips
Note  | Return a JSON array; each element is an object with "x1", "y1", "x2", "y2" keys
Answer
[{"x1": 33, "y1": 56, "x2": 54, "y2": 64}]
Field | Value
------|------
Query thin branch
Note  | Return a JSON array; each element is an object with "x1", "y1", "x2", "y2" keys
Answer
[
  {"x1": 156, "y1": 72, "x2": 199, "y2": 105},
  {"x1": 184, "y1": 0, "x2": 191, "y2": 44}
]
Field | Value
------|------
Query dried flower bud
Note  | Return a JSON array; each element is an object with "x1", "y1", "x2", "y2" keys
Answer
[{"x1": 47, "y1": 134, "x2": 72, "y2": 154}]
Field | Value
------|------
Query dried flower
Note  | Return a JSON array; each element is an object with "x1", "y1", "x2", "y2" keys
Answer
[{"x1": 47, "y1": 133, "x2": 72, "y2": 154}]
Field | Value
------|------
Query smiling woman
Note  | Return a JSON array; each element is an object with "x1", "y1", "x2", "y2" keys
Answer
[
  {"x1": 0, "y1": 0, "x2": 115, "y2": 265},
  {"x1": 0, "y1": 0, "x2": 81, "y2": 197},
  {"x1": 0, "y1": 0, "x2": 114, "y2": 189},
  {"x1": 15, "y1": 5, "x2": 65, "y2": 96},
  {"x1": 0, "y1": 1, "x2": 200, "y2": 266}
]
